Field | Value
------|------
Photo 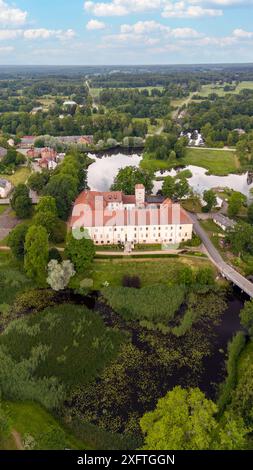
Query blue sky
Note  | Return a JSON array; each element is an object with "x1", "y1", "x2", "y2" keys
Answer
[{"x1": 0, "y1": 0, "x2": 252, "y2": 64}]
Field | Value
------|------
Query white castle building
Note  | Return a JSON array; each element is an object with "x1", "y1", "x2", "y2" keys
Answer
[{"x1": 70, "y1": 184, "x2": 193, "y2": 246}]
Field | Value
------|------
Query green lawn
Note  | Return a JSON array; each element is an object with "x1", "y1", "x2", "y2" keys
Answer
[
  {"x1": 1, "y1": 401, "x2": 87, "y2": 450},
  {"x1": 2, "y1": 167, "x2": 31, "y2": 186},
  {"x1": 87, "y1": 257, "x2": 213, "y2": 290},
  {"x1": 140, "y1": 157, "x2": 173, "y2": 172},
  {"x1": 183, "y1": 147, "x2": 239, "y2": 176}
]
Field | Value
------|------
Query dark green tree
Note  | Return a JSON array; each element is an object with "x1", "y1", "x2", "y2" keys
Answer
[
  {"x1": 111, "y1": 166, "x2": 153, "y2": 195},
  {"x1": 65, "y1": 231, "x2": 95, "y2": 272},
  {"x1": 24, "y1": 225, "x2": 49, "y2": 285},
  {"x1": 7, "y1": 223, "x2": 29, "y2": 260}
]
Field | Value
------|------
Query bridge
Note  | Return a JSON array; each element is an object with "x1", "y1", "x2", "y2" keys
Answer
[{"x1": 189, "y1": 213, "x2": 253, "y2": 298}]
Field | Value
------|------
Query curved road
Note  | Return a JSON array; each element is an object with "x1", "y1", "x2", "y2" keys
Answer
[{"x1": 189, "y1": 213, "x2": 253, "y2": 298}]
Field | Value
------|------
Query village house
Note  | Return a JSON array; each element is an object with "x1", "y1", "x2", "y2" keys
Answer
[
  {"x1": 213, "y1": 213, "x2": 235, "y2": 231},
  {"x1": 55, "y1": 135, "x2": 93, "y2": 146},
  {"x1": 19, "y1": 136, "x2": 36, "y2": 149},
  {"x1": 70, "y1": 184, "x2": 193, "y2": 247},
  {"x1": 7, "y1": 138, "x2": 15, "y2": 147},
  {"x1": 0, "y1": 178, "x2": 12, "y2": 198}
]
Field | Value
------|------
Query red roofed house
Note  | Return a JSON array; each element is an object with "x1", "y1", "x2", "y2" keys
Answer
[{"x1": 70, "y1": 184, "x2": 193, "y2": 247}]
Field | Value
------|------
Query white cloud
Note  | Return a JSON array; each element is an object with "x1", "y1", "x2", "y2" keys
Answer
[
  {"x1": 0, "y1": 29, "x2": 21, "y2": 40},
  {"x1": 233, "y1": 28, "x2": 253, "y2": 39},
  {"x1": 0, "y1": 0, "x2": 27, "y2": 25},
  {"x1": 0, "y1": 45, "x2": 14, "y2": 52},
  {"x1": 190, "y1": 0, "x2": 252, "y2": 5},
  {"x1": 86, "y1": 19, "x2": 106, "y2": 30},
  {"x1": 170, "y1": 27, "x2": 202, "y2": 38},
  {"x1": 162, "y1": 1, "x2": 223, "y2": 17},
  {"x1": 23, "y1": 29, "x2": 76, "y2": 40},
  {"x1": 120, "y1": 21, "x2": 168, "y2": 34},
  {"x1": 84, "y1": 0, "x2": 161, "y2": 16}
]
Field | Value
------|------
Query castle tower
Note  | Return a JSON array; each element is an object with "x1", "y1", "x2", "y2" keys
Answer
[{"x1": 135, "y1": 184, "x2": 145, "y2": 208}]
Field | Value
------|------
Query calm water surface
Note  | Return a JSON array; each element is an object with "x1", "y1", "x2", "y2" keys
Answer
[{"x1": 87, "y1": 152, "x2": 253, "y2": 198}]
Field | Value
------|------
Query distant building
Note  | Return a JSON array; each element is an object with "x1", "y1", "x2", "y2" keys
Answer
[
  {"x1": 7, "y1": 138, "x2": 15, "y2": 147},
  {"x1": 213, "y1": 213, "x2": 235, "y2": 231},
  {"x1": 55, "y1": 135, "x2": 93, "y2": 146},
  {"x1": 19, "y1": 136, "x2": 36, "y2": 149},
  {"x1": 31, "y1": 106, "x2": 43, "y2": 115},
  {"x1": 38, "y1": 156, "x2": 57, "y2": 171},
  {"x1": 70, "y1": 184, "x2": 193, "y2": 247},
  {"x1": 63, "y1": 100, "x2": 77, "y2": 108},
  {"x1": 27, "y1": 147, "x2": 57, "y2": 160},
  {"x1": 233, "y1": 128, "x2": 246, "y2": 136},
  {"x1": 0, "y1": 147, "x2": 7, "y2": 160},
  {"x1": 0, "y1": 178, "x2": 12, "y2": 198}
]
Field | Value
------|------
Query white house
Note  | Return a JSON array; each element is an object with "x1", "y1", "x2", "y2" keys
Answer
[
  {"x1": 70, "y1": 184, "x2": 193, "y2": 247},
  {"x1": 0, "y1": 179, "x2": 12, "y2": 198},
  {"x1": 213, "y1": 213, "x2": 235, "y2": 231}
]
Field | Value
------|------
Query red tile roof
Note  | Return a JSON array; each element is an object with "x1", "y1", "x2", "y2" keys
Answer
[{"x1": 70, "y1": 190, "x2": 192, "y2": 228}]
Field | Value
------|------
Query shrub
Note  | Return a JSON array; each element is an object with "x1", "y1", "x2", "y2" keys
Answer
[
  {"x1": 48, "y1": 248, "x2": 62, "y2": 262},
  {"x1": 218, "y1": 331, "x2": 246, "y2": 412},
  {"x1": 102, "y1": 285, "x2": 185, "y2": 324},
  {"x1": 122, "y1": 275, "x2": 141, "y2": 289},
  {"x1": 51, "y1": 220, "x2": 67, "y2": 244}
]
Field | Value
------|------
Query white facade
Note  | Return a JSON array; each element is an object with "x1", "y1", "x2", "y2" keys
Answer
[
  {"x1": 71, "y1": 185, "x2": 193, "y2": 247},
  {"x1": 89, "y1": 223, "x2": 193, "y2": 245},
  {"x1": 0, "y1": 179, "x2": 12, "y2": 198}
]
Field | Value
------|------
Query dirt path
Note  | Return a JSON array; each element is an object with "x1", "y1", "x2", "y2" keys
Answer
[{"x1": 11, "y1": 429, "x2": 24, "y2": 450}]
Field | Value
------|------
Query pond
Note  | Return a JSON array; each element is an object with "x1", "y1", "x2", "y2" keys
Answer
[{"x1": 87, "y1": 152, "x2": 253, "y2": 198}]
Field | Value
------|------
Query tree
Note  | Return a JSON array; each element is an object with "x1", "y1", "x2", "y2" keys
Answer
[
  {"x1": 161, "y1": 176, "x2": 175, "y2": 199},
  {"x1": 248, "y1": 203, "x2": 253, "y2": 224},
  {"x1": 140, "y1": 386, "x2": 248, "y2": 450},
  {"x1": 65, "y1": 231, "x2": 95, "y2": 272},
  {"x1": 44, "y1": 174, "x2": 78, "y2": 220},
  {"x1": 28, "y1": 170, "x2": 50, "y2": 194},
  {"x1": 232, "y1": 360, "x2": 253, "y2": 427},
  {"x1": 240, "y1": 299, "x2": 253, "y2": 337},
  {"x1": 213, "y1": 412, "x2": 248, "y2": 450},
  {"x1": 24, "y1": 225, "x2": 49, "y2": 285},
  {"x1": 203, "y1": 189, "x2": 217, "y2": 212},
  {"x1": 47, "y1": 260, "x2": 75, "y2": 291},
  {"x1": 195, "y1": 267, "x2": 214, "y2": 287},
  {"x1": 140, "y1": 386, "x2": 217, "y2": 450},
  {"x1": 174, "y1": 178, "x2": 190, "y2": 200},
  {"x1": 11, "y1": 184, "x2": 32, "y2": 219},
  {"x1": 228, "y1": 192, "x2": 246, "y2": 218},
  {"x1": 111, "y1": 166, "x2": 153, "y2": 195},
  {"x1": 33, "y1": 196, "x2": 58, "y2": 239},
  {"x1": 7, "y1": 223, "x2": 29, "y2": 260},
  {"x1": 226, "y1": 222, "x2": 253, "y2": 257}
]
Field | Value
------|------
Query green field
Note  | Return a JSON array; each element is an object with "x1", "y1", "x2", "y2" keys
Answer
[
  {"x1": 197, "y1": 81, "x2": 253, "y2": 98},
  {"x1": 183, "y1": 147, "x2": 239, "y2": 175},
  {"x1": 88, "y1": 257, "x2": 213, "y2": 290},
  {"x1": 0, "y1": 401, "x2": 86, "y2": 450},
  {"x1": 140, "y1": 157, "x2": 172, "y2": 172}
]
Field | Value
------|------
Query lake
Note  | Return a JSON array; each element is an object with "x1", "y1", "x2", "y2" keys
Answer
[{"x1": 87, "y1": 152, "x2": 253, "y2": 198}]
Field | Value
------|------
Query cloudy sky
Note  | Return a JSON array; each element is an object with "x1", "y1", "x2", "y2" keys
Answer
[{"x1": 0, "y1": 0, "x2": 252, "y2": 64}]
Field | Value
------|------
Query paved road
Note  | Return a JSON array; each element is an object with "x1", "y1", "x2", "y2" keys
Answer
[
  {"x1": 0, "y1": 207, "x2": 20, "y2": 241},
  {"x1": 189, "y1": 213, "x2": 253, "y2": 298}
]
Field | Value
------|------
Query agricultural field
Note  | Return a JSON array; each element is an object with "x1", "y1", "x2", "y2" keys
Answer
[{"x1": 198, "y1": 81, "x2": 253, "y2": 98}]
